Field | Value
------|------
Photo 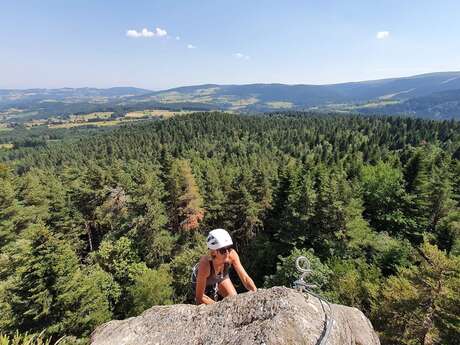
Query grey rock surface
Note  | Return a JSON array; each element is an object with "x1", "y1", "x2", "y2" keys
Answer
[{"x1": 90, "y1": 287, "x2": 380, "y2": 345}]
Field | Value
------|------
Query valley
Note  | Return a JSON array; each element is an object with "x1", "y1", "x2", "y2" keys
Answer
[{"x1": 2, "y1": 72, "x2": 460, "y2": 125}]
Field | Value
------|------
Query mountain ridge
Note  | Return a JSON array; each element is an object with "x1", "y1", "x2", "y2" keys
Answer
[{"x1": 1, "y1": 71, "x2": 460, "y2": 120}]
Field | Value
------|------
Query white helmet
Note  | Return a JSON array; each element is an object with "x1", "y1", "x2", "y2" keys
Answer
[{"x1": 207, "y1": 228, "x2": 233, "y2": 250}]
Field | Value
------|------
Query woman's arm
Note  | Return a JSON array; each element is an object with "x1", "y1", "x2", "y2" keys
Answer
[
  {"x1": 195, "y1": 257, "x2": 215, "y2": 305},
  {"x1": 230, "y1": 250, "x2": 257, "y2": 292}
]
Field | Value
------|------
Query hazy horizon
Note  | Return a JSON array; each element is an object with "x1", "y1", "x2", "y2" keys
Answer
[{"x1": 2, "y1": 70, "x2": 460, "y2": 92}]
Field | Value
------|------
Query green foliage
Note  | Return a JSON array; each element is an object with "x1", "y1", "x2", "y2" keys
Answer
[
  {"x1": 56, "y1": 265, "x2": 118, "y2": 336},
  {"x1": 168, "y1": 159, "x2": 204, "y2": 232},
  {"x1": 95, "y1": 237, "x2": 145, "y2": 283},
  {"x1": 225, "y1": 169, "x2": 265, "y2": 246},
  {"x1": 376, "y1": 241, "x2": 460, "y2": 345},
  {"x1": 346, "y1": 207, "x2": 413, "y2": 275},
  {"x1": 0, "y1": 280, "x2": 14, "y2": 332},
  {"x1": 168, "y1": 234, "x2": 207, "y2": 302},
  {"x1": 0, "y1": 112, "x2": 458, "y2": 344},
  {"x1": 201, "y1": 162, "x2": 227, "y2": 229},
  {"x1": 0, "y1": 168, "x2": 21, "y2": 247},
  {"x1": 308, "y1": 169, "x2": 351, "y2": 257},
  {"x1": 264, "y1": 247, "x2": 333, "y2": 292},
  {"x1": 372, "y1": 236, "x2": 413, "y2": 276},
  {"x1": 404, "y1": 147, "x2": 456, "y2": 240},
  {"x1": 326, "y1": 258, "x2": 382, "y2": 314},
  {"x1": 267, "y1": 160, "x2": 315, "y2": 254},
  {"x1": 129, "y1": 166, "x2": 174, "y2": 267},
  {"x1": 3, "y1": 224, "x2": 114, "y2": 339},
  {"x1": 128, "y1": 266, "x2": 173, "y2": 316},
  {"x1": 0, "y1": 331, "x2": 52, "y2": 345},
  {"x1": 436, "y1": 210, "x2": 460, "y2": 255},
  {"x1": 7, "y1": 224, "x2": 80, "y2": 335},
  {"x1": 361, "y1": 161, "x2": 414, "y2": 236}
]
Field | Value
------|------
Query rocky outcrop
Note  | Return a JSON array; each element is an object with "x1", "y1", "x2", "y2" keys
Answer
[{"x1": 90, "y1": 287, "x2": 380, "y2": 345}]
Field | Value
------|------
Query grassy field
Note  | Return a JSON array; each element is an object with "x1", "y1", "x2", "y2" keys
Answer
[
  {"x1": 194, "y1": 87, "x2": 220, "y2": 95},
  {"x1": 48, "y1": 119, "x2": 136, "y2": 128},
  {"x1": 266, "y1": 101, "x2": 293, "y2": 109},
  {"x1": 69, "y1": 112, "x2": 113, "y2": 121},
  {"x1": 0, "y1": 143, "x2": 14, "y2": 149},
  {"x1": 124, "y1": 109, "x2": 190, "y2": 118},
  {"x1": 315, "y1": 99, "x2": 401, "y2": 112},
  {"x1": 2, "y1": 108, "x2": 208, "y2": 130},
  {"x1": 228, "y1": 97, "x2": 259, "y2": 109},
  {"x1": 152, "y1": 92, "x2": 233, "y2": 104},
  {"x1": 49, "y1": 119, "x2": 130, "y2": 129},
  {"x1": 152, "y1": 88, "x2": 223, "y2": 103},
  {"x1": 354, "y1": 100, "x2": 400, "y2": 109}
]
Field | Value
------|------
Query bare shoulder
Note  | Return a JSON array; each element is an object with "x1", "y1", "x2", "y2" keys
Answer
[
  {"x1": 198, "y1": 255, "x2": 211, "y2": 274},
  {"x1": 229, "y1": 249, "x2": 240, "y2": 263}
]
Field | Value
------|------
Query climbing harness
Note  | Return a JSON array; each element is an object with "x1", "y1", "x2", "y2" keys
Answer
[
  {"x1": 293, "y1": 256, "x2": 334, "y2": 345},
  {"x1": 191, "y1": 262, "x2": 199, "y2": 286}
]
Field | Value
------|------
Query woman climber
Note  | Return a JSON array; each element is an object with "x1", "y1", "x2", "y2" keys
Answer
[{"x1": 192, "y1": 228, "x2": 257, "y2": 305}]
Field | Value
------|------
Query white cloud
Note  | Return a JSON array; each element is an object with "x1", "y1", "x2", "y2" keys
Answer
[
  {"x1": 187, "y1": 44, "x2": 197, "y2": 49},
  {"x1": 141, "y1": 28, "x2": 155, "y2": 37},
  {"x1": 126, "y1": 27, "x2": 168, "y2": 38},
  {"x1": 176, "y1": 36, "x2": 181, "y2": 41},
  {"x1": 233, "y1": 52, "x2": 250, "y2": 60},
  {"x1": 155, "y1": 28, "x2": 167, "y2": 37},
  {"x1": 126, "y1": 30, "x2": 142, "y2": 38},
  {"x1": 376, "y1": 31, "x2": 390, "y2": 39}
]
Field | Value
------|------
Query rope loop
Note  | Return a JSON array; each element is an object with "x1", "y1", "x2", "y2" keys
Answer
[{"x1": 292, "y1": 255, "x2": 334, "y2": 345}]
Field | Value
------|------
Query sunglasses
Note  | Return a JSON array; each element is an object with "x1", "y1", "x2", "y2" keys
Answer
[{"x1": 217, "y1": 246, "x2": 232, "y2": 255}]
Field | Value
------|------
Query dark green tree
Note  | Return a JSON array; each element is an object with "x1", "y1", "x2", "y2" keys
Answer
[
  {"x1": 361, "y1": 161, "x2": 414, "y2": 236},
  {"x1": 376, "y1": 241, "x2": 460, "y2": 345}
]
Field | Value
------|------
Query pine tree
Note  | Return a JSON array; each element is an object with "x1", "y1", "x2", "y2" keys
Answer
[
  {"x1": 224, "y1": 168, "x2": 265, "y2": 248},
  {"x1": 130, "y1": 166, "x2": 174, "y2": 267},
  {"x1": 0, "y1": 166, "x2": 22, "y2": 248},
  {"x1": 435, "y1": 211, "x2": 460, "y2": 255},
  {"x1": 202, "y1": 163, "x2": 227, "y2": 229},
  {"x1": 18, "y1": 169, "x2": 52, "y2": 223},
  {"x1": 56, "y1": 265, "x2": 117, "y2": 337},
  {"x1": 266, "y1": 159, "x2": 306, "y2": 254},
  {"x1": 309, "y1": 168, "x2": 348, "y2": 258},
  {"x1": 127, "y1": 266, "x2": 173, "y2": 316},
  {"x1": 327, "y1": 258, "x2": 382, "y2": 314},
  {"x1": 361, "y1": 161, "x2": 415, "y2": 236},
  {"x1": 95, "y1": 236, "x2": 148, "y2": 317},
  {"x1": 7, "y1": 224, "x2": 83, "y2": 336},
  {"x1": 424, "y1": 162, "x2": 455, "y2": 234},
  {"x1": 377, "y1": 241, "x2": 460, "y2": 345},
  {"x1": 168, "y1": 159, "x2": 204, "y2": 232}
]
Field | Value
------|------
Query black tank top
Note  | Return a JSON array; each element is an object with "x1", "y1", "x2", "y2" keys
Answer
[{"x1": 206, "y1": 259, "x2": 230, "y2": 286}]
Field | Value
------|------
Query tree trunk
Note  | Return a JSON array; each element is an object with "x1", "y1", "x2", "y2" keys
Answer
[
  {"x1": 420, "y1": 279, "x2": 442, "y2": 345},
  {"x1": 86, "y1": 221, "x2": 93, "y2": 252}
]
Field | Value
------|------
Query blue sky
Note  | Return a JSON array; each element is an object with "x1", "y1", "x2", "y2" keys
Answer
[{"x1": 1, "y1": 0, "x2": 459, "y2": 90}]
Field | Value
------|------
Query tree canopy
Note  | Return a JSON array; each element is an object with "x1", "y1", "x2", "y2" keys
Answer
[{"x1": 0, "y1": 112, "x2": 459, "y2": 344}]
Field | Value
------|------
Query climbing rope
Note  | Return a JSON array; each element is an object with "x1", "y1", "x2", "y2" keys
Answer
[{"x1": 293, "y1": 256, "x2": 334, "y2": 345}]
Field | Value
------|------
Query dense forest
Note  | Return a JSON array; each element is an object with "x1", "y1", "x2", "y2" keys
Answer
[{"x1": 0, "y1": 112, "x2": 459, "y2": 345}]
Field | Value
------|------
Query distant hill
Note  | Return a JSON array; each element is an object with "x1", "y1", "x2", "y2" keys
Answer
[
  {"x1": 355, "y1": 88, "x2": 460, "y2": 119},
  {"x1": 150, "y1": 71, "x2": 460, "y2": 105},
  {"x1": 1, "y1": 72, "x2": 460, "y2": 121},
  {"x1": 144, "y1": 72, "x2": 460, "y2": 118},
  {"x1": 0, "y1": 87, "x2": 151, "y2": 106}
]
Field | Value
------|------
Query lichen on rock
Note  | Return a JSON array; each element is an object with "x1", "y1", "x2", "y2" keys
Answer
[{"x1": 90, "y1": 287, "x2": 380, "y2": 345}]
